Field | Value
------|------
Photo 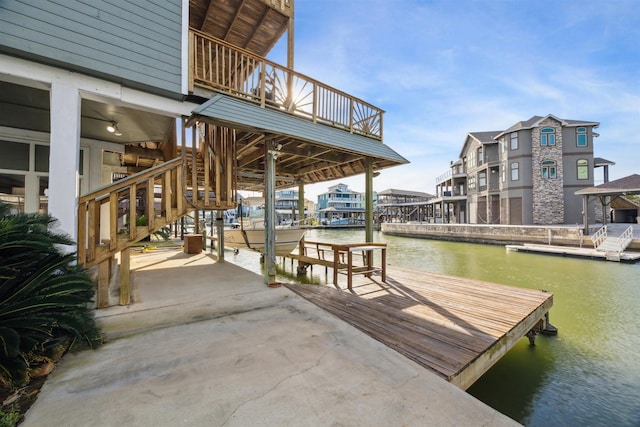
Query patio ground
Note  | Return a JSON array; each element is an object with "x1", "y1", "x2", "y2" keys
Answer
[{"x1": 22, "y1": 247, "x2": 518, "y2": 426}]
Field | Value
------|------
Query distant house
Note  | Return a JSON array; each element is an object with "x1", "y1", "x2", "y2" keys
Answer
[
  {"x1": 274, "y1": 189, "x2": 314, "y2": 223},
  {"x1": 432, "y1": 114, "x2": 609, "y2": 225},
  {"x1": 376, "y1": 188, "x2": 434, "y2": 223},
  {"x1": 316, "y1": 183, "x2": 365, "y2": 225}
]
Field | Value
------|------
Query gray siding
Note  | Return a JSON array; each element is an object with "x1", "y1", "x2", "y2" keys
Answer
[{"x1": 0, "y1": 0, "x2": 182, "y2": 97}]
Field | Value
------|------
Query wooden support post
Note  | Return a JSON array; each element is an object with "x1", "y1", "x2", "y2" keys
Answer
[
  {"x1": 264, "y1": 136, "x2": 277, "y2": 285},
  {"x1": 333, "y1": 246, "x2": 339, "y2": 286},
  {"x1": 381, "y1": 246, "x2": 387, "y2": 282},
  {"x1": 216, "y1": 210, "x2": 224, "y2": 261},
  {"x1": 347, "y1": 249, "x2": 353, "y2": 290},
  {"x1": 365, "y1": 158, "x2": 374, "y2": 243},
  {"x1": 119, "y1": 248, "x2": 131, "y2": 306},
  {"x1": 109, "y1": 192, "x2": 117, "y2": 251},
  {"x1": 97, "y1": 258, "x2": 110, "y2": 309},
  {"x1": 298, "y1": 181, "x2": 305, "y2": 225}
]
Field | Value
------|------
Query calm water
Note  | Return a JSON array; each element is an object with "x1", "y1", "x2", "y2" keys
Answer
[{"x1": 224, "y1": 228, "x2": 640, "y2": 426}]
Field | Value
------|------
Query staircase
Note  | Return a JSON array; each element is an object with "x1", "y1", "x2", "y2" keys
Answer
[
  {"x1": 77, "y1": 122, "x2": 239, "y2": 308},
  {"x1": 591, "y1": 224, "x2": 634, "y2": 262}
]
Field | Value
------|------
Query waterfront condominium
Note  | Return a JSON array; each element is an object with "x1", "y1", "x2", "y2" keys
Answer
[{"x1": 432, "y1": 114, "x2": 609, "y2": 225}]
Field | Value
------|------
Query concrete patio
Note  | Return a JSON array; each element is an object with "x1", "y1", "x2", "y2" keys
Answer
[{"x1": 23, "y1": 247, "x2": 518, "y2": 426}]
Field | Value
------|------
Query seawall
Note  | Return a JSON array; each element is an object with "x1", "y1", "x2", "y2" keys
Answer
[{"x1": 381, "y1": 223, "x2": 640, "y2": 250}]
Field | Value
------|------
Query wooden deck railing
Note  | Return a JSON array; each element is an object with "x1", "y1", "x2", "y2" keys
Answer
[
  {"x1": 77, "y1": 157, "x2": 186, "y2": 269},
  {"x1": 189, "y1": 29, "x2": 384, "y2": 140}
]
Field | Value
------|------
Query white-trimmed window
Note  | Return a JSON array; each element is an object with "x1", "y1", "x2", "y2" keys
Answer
[
  {"x1": 541, "y1": 128, "x2": 556, "y2": 146},
  {"x1": 0, "y1": 135, "x2": 85, "y2": 214},
  {"x1": 541, "y1": 160, "x2": 557, "y2": 179}
]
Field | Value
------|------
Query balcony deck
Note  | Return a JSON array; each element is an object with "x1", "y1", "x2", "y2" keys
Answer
[{"x1": 189, "y1": 30, "x2": 383, "y2": 140}]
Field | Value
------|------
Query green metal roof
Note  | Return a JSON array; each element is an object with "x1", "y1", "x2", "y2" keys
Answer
[{"x1": 191, "y1": 94, "x2": 409, "y2": 165}]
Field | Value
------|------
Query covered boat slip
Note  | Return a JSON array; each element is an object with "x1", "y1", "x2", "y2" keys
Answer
[{"x1": 285, "y1": 266, "x2": 553, "y2": 390}]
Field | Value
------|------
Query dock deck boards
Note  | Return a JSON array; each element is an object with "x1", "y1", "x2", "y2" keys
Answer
[{"x1": 284, "y1": 266, "x2": 553, "y2": 390}]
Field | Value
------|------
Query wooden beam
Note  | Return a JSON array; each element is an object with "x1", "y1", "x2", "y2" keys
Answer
[{"x1": 124, "y1": 144, "x2": 165, "y2": 160}]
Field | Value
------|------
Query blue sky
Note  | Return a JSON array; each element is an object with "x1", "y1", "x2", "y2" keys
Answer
[{"x1": 267, "y1": 0, "x2": 640, "y2": 200}]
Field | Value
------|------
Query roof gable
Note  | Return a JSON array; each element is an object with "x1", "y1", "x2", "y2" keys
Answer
[{"x1": 496, "y1": 114, "x2": 599, "y2": 139}]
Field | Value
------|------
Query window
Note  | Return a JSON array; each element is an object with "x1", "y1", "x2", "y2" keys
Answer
[
  {"x1": 577, "y1": 127, "x2": 587, "y2": 147},
  {"x1": 468, "y1": 175, "x2": 476, "y2": 190},
  {"x1": 477, "y1": 146, "x2": 483, "y2": 166},
  {"x1": 501, "y1": 161, "x2": 506, "y2": 183},
  {"x1": 541, "y1": 160, "x2": 557, "y2": 179},
  {"x1": 467, "y1": 151, "x2": 476, "y2": 169},
  {"x1": 0, "y1": 141, "x2": 29, "y2": 171},
  {"x1": 541, "y1": 128, "x2": 556, "y2": 146},
  {"x1": 478, "y1": 171, "x2": 486, "y2": 189},
  {"x1": 577, "y1": 159, "x2": 589, "y2": 180},
  {"x1": 510, "y1": 132, "x2": 518, "y2": 150},
  {"x1": 511, "y1": 162, "x2": 519, "y2": 181},
  {"x1": 0, "y1": 174, "x2": 26, "y2": 214}
]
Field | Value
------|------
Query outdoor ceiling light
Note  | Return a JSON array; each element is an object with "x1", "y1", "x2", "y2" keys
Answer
[{"x1": 107, "y1": 121, "x2": 122, "y2": 136}]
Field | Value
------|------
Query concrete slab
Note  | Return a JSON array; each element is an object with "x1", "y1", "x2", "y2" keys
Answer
[{"x1": 23, "y1": 248, "x2": 519, "y2": 426}]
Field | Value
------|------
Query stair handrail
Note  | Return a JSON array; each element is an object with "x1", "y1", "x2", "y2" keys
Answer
[
  {"x1": 590, "y1": 224, "x2": 607, "y2": 249},
  {"x1": 77, "y1": 157, "x2": 186, "y2": 268},
  {"x1": 617, "y1": 225, "x2": 634, "y2": 252}
]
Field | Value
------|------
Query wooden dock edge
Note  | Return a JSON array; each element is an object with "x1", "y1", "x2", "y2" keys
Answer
[{"x1": 450, "y1": 295, "x2": 554, "y2": 390}]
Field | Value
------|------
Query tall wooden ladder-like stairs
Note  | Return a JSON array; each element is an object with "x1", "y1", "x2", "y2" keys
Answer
[{"x1": 77, "y1": 123, "x2": 238, "y2": 308}]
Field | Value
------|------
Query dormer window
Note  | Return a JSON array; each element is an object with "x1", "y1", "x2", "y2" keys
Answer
[{"x1": 541, "y1": 128, "x2": 556, "y2": 146}]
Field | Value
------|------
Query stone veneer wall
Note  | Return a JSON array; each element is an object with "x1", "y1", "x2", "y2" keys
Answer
[{"x1": 531, "y1": 117, "x2": 564, "y2": 224}]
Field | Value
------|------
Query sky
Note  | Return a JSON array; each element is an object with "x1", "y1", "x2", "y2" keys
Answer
[{"x1": 262, "y1": 0, "x2": 640, "y2": 201}]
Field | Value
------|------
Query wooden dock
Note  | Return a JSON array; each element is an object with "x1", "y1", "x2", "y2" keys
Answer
[
  {"x1": 284, "y1": 266, "x2": 553, "y2": 390},
  {"x1": 506, "y1": 243, "x2": 640, "y2": 263}
]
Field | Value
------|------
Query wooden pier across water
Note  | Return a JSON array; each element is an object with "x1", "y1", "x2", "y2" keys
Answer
[{"x1": 284, "y1": 265, "x2": 553, "y2": 390}]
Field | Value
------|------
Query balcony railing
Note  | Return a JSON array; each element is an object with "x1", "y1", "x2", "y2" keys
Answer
[
  {"x1": 436, "y1": 170, "x2": 452, "y2": 183},
  {"x1": 189, "y1": 30, "x2": 383, "y2": 140}
]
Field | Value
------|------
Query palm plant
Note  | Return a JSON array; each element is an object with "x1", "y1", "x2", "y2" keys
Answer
[{"x1": 0, "y1": 203, "x2": 101, "y2": 388}]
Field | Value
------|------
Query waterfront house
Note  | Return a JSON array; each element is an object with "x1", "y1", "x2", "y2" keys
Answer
[
  {"x1": 375, "y1": 188, "x2": 434, "y2": 223},
  {"x1": 274, "y1": 189, "x2": 314, "y2": 224},
  {"x1": 432, "y1": 114, "x2": 606, "y2": 225},
  {"x1": 317, "y1": 183, "x2": 365, "y2": 225},
  {"x1": 0, "y1": 0, "x2": 407, "y2": 305}
]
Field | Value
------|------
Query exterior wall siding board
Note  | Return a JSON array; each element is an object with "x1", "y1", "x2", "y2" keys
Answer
[{"x1": 0, "y1": 0, "x2": 183, "y2": 96}]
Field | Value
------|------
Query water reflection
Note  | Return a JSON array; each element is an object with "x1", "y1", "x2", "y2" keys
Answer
[{"x1": 224, "y1": 228, "x2": 640, "y2": 425}]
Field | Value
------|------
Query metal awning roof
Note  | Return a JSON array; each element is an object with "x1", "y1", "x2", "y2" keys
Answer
[{"x1": 189, "y1": 94, "x2": 409, "y2": 191}]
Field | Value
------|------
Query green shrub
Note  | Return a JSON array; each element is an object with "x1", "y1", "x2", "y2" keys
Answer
[
  {"x1": 0, "y1": 203, "x2": 102, "y2": 389},
  {"x1": 0, "y1": 408, "x2": 20, "y2": 427}
]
